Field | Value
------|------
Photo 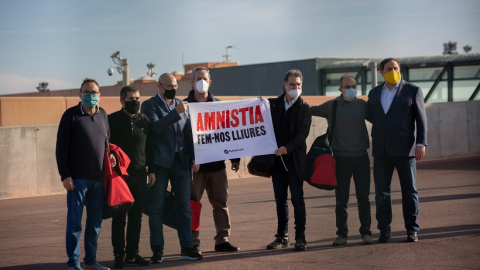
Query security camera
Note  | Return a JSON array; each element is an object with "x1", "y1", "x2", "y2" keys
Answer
[{"x1": 108, "y1": 67, "x2": 114, "y2": 76}]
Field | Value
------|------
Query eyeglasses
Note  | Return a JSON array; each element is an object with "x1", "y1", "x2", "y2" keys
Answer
[
  {"x1": 343, "y1": 84, "x2": 357, "y2": 89},
  {"x1": 82, "y1": 90, "x2": 100, "y2": 95}
]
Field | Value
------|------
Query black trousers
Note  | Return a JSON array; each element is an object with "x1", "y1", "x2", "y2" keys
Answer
[{"x1": 111, "y1": 172, "x2": 147, "y2": 257}]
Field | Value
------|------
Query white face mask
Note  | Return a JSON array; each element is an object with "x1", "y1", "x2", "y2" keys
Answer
[
  {"x1": 287, "y1": 88, "x2": 302, "y2": 100},
  {"x1": 195, "y1": 79, "x2": 209, "y2": 94}
]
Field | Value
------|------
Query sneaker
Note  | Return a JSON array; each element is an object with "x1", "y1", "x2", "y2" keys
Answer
[
  {"x1": 378, "y1": 231, "x2": 391, "y2": 243},
  {"x1": 68, "y1": 265, "x2": 83, "y2": 270},
  {"x1": 332, "y1": 236, "x2": 347, "y2": 246},
  {"x1": 407, "y1": 231, "x2": 418, "y2": 242},
  {"x1": 150, "y1": 251, "x2": 163, "y2": 264},
  {"x1": 266, "y1": 234, "x2": 289, "y2": 249},
  {"x1": 124, "y1": 254, "x2": 149, "y2": 266},
  {"x1": 362, "y1": 235, "x2": 373, "y2": 245},
  {"x1": 215, "y1": 242, "x2": 240, "y2": 252},
  {"x1": 113, "y1": 254, "x2": 125, "y2": 269},
  {"x1": 180, "y1": 247, "x2": 203, "y2": 260},
  {"x1": 294, "y1": 237, "x2": 306, "y2": 251},
  {"x1": 193, "y1": 245, "x2": 202, "y2": 255},
  {"x1": 83, "y1": 263, "x2": 110, "y2": 270}
]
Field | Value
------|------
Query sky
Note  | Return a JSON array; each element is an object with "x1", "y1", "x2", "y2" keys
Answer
[{"x1": 0, "y1": 0, "x2": 479, "y2": 95}]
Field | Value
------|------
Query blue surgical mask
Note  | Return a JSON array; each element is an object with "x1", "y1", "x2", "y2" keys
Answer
[
  {"x1": 82, "y1": 93, "x2": 100, "y2": 108},
  {"x1": 344, "y1": 88, "x2": 357, "y2": 101}
]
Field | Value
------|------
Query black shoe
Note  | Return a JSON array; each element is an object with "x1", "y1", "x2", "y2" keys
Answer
[
  {"x1": 113, "y1": 254, "x2": 125, "y2": 269},
  {"x1": 407, "y1": 231, "x2": 418, "y2": 242},
  {"x1": 378, "y1": 231, "x2": 391, "y2": 243},
  {"x1": 125, "y1": 254, "x2": 150, "y2": 266},
  {"x1": 150, "y1": 251, "x2": 163, "y2": 263},
  {"x1": 266, "y1": 234, "x2": 289, "y2": 249},
  {"x1": 215, "y1": 242, "x2": 240, "y2": 252},
  {"x1": 193, "y1": 245, "x2": 202, "y2": 255},
  {"x1": 294, "y1": 237, "x2": 306, "y2": 251},
  {"x1": 180, "y1": 247, "x2": 203, "y2": 260}
]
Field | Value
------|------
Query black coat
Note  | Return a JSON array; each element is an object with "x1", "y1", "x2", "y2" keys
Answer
[{"x1": 269, "y1": 94, "x2": 311, "y2": 181}]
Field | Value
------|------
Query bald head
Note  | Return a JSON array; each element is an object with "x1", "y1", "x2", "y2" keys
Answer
[
  {"x1": 157, "y1": 73, "x2": 178, "y2": 100},
  {"x1": 158, "y1": 73, "x2": 176, "y2": 84}
]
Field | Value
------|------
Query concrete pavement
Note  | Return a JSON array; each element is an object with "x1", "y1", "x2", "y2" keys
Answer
[{"x1": 0, "y1": 157, "x2": 479, "y2": 270}]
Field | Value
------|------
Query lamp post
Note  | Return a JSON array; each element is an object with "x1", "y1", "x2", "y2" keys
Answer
[
  {"x1": 36, "y1": 81, "x2": 50, "y2": 92},
  {"x1": 147, "y1": 62, "x2": 157, "y2": 78},
  {"x1": 108, "y1": 51, "x2": 129, "y2": 86}
]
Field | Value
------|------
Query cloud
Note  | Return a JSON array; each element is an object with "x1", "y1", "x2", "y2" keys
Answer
[{"x1": 0, "y1": 73, "x2": 75, "y2": 95}]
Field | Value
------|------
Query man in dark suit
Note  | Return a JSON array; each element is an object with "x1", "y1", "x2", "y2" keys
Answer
[
  {"x1": 141, "y1": 73, "x2": 202, "y2": 262},
  {"x1": 367, "y1": 58, "x2": 427, "y2": 243}
]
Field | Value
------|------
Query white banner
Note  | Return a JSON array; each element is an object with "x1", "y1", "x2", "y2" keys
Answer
[{"x1": 188, "y1": 98, "x2": 278, "y2": 164}]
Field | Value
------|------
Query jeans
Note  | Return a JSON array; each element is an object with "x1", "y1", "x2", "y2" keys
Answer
[
  {"x1": 112, "y1": 172, "x2": 146, "y2": 257},
  {"x1": 271, "y1": 157, "x2": 306, "y2": 237},
  {"x1": 149, "y1": 154, "x2": 193, "y2": 251},
  {"x1": 374, "y1": 154, "x2": 419, "y2": 233},
  {"x1": 191, "y1": 169, "x2": 231, "y2": 246},
  {"x1": 334, "y1": 154, "x2": 371, "y2": 238},
  {"x1": 66, "y1": 179, "x2": 104, "y2": 268}
]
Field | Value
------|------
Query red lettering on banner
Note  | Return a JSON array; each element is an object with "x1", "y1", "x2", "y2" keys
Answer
[
  {"x1": 216, "y1": 111, "x2": 226, "y2": 129},
  {"x1": 225, "y1": 110, "x2": 230, "y2": 128},
  {"x1": 197, "y1": 112, "x2": 204, "y2": 131},
  {"x1": 196, "y1": 105, "x2": 265, "y2": 131},
  {"x1": 230, "y1": 109, "x2": 239, "y2": 127},
  {"x1": 255, "y1": 105, "x2": 264, "y2": 123},
  {"x1": 239, "y1": 107, "x2": 248, "y2": 125},
  {"x1": 204, "y1": 111, "x2": 216, "y2": 130}
]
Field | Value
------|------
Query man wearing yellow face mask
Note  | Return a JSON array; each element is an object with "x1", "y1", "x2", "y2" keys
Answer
[{"x1": 367, "y1": 58, "x2": 427, "y2": 244}]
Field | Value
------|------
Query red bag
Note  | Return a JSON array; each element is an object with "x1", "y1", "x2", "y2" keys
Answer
[
  {"x1": 190, "y1": 200, "x2": 202, "y2": 231},
  {"x1": 103, "y1": 143, "x2": 134, "y2": 219},
  {"x1": 310, "y1": 154, "x2": 337, "y2": 190}
]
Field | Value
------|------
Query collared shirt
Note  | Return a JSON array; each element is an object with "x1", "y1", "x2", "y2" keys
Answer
[
  {"x1": 79, "y1": 103, "x2": 99, "y2": 115},
  {"x1": 157, "y1": 93, "x2": 176, "y2": 111},
  {"x1": 380, "y1": 80, "x2": 401, "y2": 114},
  {"x1": 284, "y1": 95, "x2": 298, "y2": 111}
]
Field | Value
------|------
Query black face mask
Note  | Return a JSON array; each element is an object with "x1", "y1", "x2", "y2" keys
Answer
[
  {"x1": 164, "y1": 89, "x2": 176, "y2": 99},
  {"x1": 124, "y1": 100, "x2": 140, "y2": 115}
]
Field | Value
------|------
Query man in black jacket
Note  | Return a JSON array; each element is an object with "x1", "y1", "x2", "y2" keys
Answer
[
  {"x1": 267, "y1": 69, "x2": 311, "y2": 251},
  {"x1": 108, "y1": 85, "x2": 153, "y2": 268},
  {"x1": 184, "y1": 67, "x2": 241, "y2": 254}
]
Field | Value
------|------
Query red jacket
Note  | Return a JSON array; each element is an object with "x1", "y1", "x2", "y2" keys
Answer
[{"x1": 103, "y1": 143, "x2": 133, "y2": 206}]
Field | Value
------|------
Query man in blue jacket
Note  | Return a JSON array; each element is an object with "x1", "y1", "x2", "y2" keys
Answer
[
  {"x1": 367, "y1": 58, "x2": 427, "y2": 243},
  {"x1": 141, "y1": 73, "x2": 202, "y2": 262}
]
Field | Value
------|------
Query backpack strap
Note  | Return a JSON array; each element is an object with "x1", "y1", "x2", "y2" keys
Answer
[
  {"x1": 327, "y1": 100, "x2": 338, "y2": 147},
  {"x1": 99, "y1": 107, "x2": 110, "y2": 154}
]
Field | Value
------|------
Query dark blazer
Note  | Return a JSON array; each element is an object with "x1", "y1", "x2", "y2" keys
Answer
[
  {"x1": 269, "y1": 94, "x2": 311, "y2": 181},
  {"x1": 367, "y1": 80, "x2": 427, "y2": 157},
  {"x1": 141, "y1": 94, "x2": 194, "y2": 169}
]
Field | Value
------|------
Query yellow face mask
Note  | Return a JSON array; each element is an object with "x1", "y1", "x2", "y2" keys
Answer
[{"x1": 384, "y1": 70, "x2": 401, "y2": 85}]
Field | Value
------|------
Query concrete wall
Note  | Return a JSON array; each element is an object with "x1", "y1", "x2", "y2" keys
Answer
[
  {"x1": 1, "y1": 100, "x2": 479, "y2": 200},
  {"x1": 0, "y1": 125, "x2": 64, "y2": 199},
  {"x1": 0, "y1": 96, "x2": 338, "y2": 127}
]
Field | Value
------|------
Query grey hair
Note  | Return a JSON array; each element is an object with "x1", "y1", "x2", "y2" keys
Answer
[{"x1": 192, "y1": 66, "x2": 210, "y2": 81}]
